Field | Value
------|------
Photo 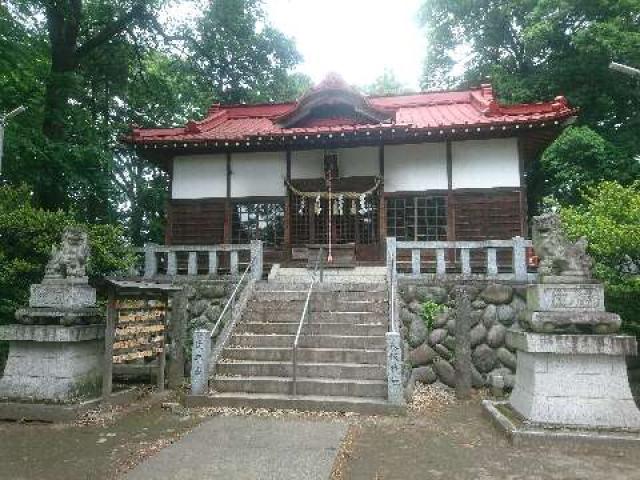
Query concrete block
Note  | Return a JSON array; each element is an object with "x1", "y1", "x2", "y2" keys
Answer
[
  {"x1": 506, "y1": 331, "x2": 637, "y2": 356},
  {"x1": 527, "y1": 283, "x2": 604, "y2": 312}
]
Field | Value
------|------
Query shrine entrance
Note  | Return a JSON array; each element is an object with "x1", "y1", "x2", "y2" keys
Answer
[{"x1": 287, "y1": 176, "x2": 382, "y2": 264}]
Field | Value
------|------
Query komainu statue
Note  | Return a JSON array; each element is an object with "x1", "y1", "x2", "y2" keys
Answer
[
  {"x1": 531, "y1": 212, "x2": 592, "y2": 279},
  {"x1": 44, "y1": 227, "x2": 90, "y2": 279}
]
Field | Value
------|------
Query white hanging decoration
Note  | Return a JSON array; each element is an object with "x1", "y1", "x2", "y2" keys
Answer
[
  {"x1": 338, "y1": 194, "x2": 344, "y2": 216},
  {"x1": 359, "y1": 193, "x2": 367, "y2": 215},
  {"x1": 314, "y1": 195, "x2": 322, "y2": 216},
  {"x1": 298, "y1": 197, "x2": 305, "y2": 216},
  {"x1": 350, "y1": 199, "x2": 357, "y2": 215}
]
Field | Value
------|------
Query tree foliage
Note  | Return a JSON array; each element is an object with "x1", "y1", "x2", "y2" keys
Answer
[
  {"x1": 364, "y1": 68, "x2": 409, "y2": 96},
  {"x1": 419, "y1": 0, "x2": 640, "y2": 208},
  {"x1": 2, "y1": 0, "x2": 309, "y2": 242},
  {"x1": 561, "y1": 181, "x2": 640, "y2": 335}
]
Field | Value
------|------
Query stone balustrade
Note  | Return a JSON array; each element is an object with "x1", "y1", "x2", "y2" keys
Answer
[
  {"x1": 387, "y1": 237, "x2": 534, "y2": 282},
  {"x1": 140, "y1": 241, "x2": 263, "y2": 280}
]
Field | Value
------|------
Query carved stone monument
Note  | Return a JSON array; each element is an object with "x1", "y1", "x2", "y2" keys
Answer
[
  {"x1": 0, "y1": 227, "x2": 104, "y2": 405},
  {"x1": 505, "y1": 213, "x2": 640, "y2": 430}
]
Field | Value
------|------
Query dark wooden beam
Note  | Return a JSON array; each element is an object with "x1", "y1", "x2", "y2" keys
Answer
[
  {"x1": 446, "y1": 140, "x2": 456, "y2": 242},
  {"x1": 378, "y1": 144, "x2": 386, "y2": 255},
  {"x1": 517, "y1": 136, "x2": 528, "y2": 237},
  {"x1": 284, "y1": 149, "x2": 292, "y2": 257},
  {"x1": 223, "y1": 152, "x2": 232, "y2": 243}
]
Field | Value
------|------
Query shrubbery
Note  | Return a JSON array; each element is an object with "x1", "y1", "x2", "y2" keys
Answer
[
  {"x1": 561, "y1": 181, "x2": 640, "y2": 337},
  {"x1": 0, "y1": 185, "x2": 135, "y2": 368}
]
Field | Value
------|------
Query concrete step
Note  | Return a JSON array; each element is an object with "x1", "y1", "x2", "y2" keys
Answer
[
  {"x1": 229, "y1": 334, "x2": 386, "y2": 349},
  {"x1": 240, "y1": 322, "x2": 386, "y2": 336},
  {"x1": 246, "y1": 299, "x2": 386, "y2": 313},
  {"x1": 223, "y1": 347, "x2": 385, "y2": 364},
  {"x1": 255, "y1": 282, "x2": 387, "y2": 293},
  {"x1": 253, "y1": 290, "x2": 387, "y2": 302},
  {"x1": 185, "y1": 392, "x2": 405, "y2": 416},
  {"x1": 212, "y1": 375, "x2": 387, "y2": 398},
  {"x1": 242, "y1": 310, "x2": 387, "y2": 324},
  {"x1": 217, "y1": 361, "x2": 386, "y2": 380}
]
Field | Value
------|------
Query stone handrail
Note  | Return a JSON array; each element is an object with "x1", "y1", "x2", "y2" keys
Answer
[
  {"x1": 390, "y1": 237, "x2": 533, "y2": 282},
  {"x1": 141, "y1": 241, "x2": 263, "y2": 280}
]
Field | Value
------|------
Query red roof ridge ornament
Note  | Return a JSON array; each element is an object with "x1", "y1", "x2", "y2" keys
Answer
[
  {"x1": 185, "y1": 120, "x2": 201, "y2": 134},
  {"x1": 275, "y1": 73, "x2": 394, "y2": 128},
  {"x1": 552, "y1": 96, "x2": 569, "y2": 110}
]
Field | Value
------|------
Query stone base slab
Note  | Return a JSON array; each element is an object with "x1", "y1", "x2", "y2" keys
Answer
[
  {"x1": 506, "y1": 331, "x2": 637, "y2": 356},
  {"x1": 15, "y1": 306, "x2": 103, "y2": 326},
  {"x1": 525, "y1": 311, "x2": 621, "y2": 334},
  {"x1": 483, "y1": 400, "x2": 640, "y2": 448},
  {"x1": 527, "y1": 283, "x2": 604, "y2": 312},
  {"x1": 29, "y1": 282, "x2": 96, "y2": 308},
  {"x1": 0, "y1": 337, "x2": 104, "y2": 402},
  {"x1": 508, "y1": 333, "x2": 640, "y2": 429},
  {"x1": 0, "y1": 324, "x2": 104, "y2": 342}
]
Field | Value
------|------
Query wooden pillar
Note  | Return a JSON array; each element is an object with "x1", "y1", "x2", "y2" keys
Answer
[
  {"x1": 517, "y1": 136, "x2": 528, "y2": 237},
  {"x1": 446, "y1": 140, "x2": 456, "y2": 242},
  {"x1": 378, "y1": 143, "x2": 386, "y2": 259},
  {"x1": 284, "y1": 148, "x2": 292, "y2": 259},
  {"x1": 223, "y1": 152, "x2": 232, "y2": 244}
]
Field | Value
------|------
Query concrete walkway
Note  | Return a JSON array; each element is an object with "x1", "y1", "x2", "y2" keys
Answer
[{"x1": 125, "y1": 416, "x2": 347, "y2": 480}]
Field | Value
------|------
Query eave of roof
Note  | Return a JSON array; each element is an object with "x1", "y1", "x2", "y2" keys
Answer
[{"x1": 125, "y1": 80, "x2": 577, "y2": 148}]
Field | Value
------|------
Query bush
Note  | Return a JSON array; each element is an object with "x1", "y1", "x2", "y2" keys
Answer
[
  {"x1": 561, "y1": 181, "x2": 640, "y2": 336},
  {"x1": 0, "y1": 185, "x2": 135, "y2": 324},
  {"x1": 421, "y1": 300, "x2": 446, "y2": 330}
]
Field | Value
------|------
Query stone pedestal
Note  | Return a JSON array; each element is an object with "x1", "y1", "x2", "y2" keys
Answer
[
  {"x1": 507, "y1": 331, "x2": 640, "y2": 429},
  {"x1": 0, "y1": 325, "x2": 104, "y2": 402}
]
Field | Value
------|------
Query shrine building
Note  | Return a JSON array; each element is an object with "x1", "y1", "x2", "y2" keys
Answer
[{"x1": 125, "y1": 74, "x2": 576, "y2": 266}]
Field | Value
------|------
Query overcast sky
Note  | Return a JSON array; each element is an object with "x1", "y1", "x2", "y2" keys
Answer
[{"x1": 264, "y1": 0, "x2": 426, "y2": 90}]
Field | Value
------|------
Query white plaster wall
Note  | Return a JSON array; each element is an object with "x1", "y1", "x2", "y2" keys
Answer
[
  {"x1": 231, "y1": 151, "x2": 286, "y2": 197},
  {"x1": 384, "y1": 143, "x2": 448, "y2": 192},
  {"x1": 291, "y1": 146, "x2": 379, "y2": 179},
  {"x1": 291, "y1": 150, "x2": 324, "y2": 179},
  {"x1": 452, "y1": 138, "x2": 520, "y2": 189},
  {"x1": 172, "y1": 154, "x2": 227, "y2": 199}
]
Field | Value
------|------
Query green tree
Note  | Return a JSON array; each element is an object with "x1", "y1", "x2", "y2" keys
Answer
[
  {"x1": 561, "y1": 181, "x2": 640, "y2": 335},
  {"x1": 538, "y1": 126, "x2": 639, "y2": 205},
  {"x1": 419, "y1": 0, "x2": 640, "y2": 209}
]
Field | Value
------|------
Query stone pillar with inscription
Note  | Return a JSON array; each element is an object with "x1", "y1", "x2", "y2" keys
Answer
[
  {"x1": 0, "y1": 228, "x2": 105, "y2": 403},
  {"x1": 507, "y1": 213, "x2": 640, "y2": 429}
]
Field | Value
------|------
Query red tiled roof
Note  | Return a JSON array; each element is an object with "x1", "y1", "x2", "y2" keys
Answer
[{"x1": 127, "y1": 78, "x2": 576, "y2": 146}]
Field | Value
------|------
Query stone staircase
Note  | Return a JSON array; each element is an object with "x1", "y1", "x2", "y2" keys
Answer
[{"x1": 189, "y1": 267, "x2": 402, "y2": 414}]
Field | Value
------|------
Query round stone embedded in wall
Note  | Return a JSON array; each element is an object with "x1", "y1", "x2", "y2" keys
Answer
[
  {"x1": 496, "y1": 304, "x2": 515, "y2": 326},
  {"x1": 428, "y1": 328, "x2": 448, "y2": 346},
  {"x1": 413, "y1": 366, "x2": 437, "y2": 384},
  {"x1": 472, "y1": 344, "x2": 497, "y2": 373},
  {"x1": 408, "y1": 344, "x2": 438, "y2": 366},
  {"x1": 470, "y1": 323, "x2": 487, "y2": 347},
  {"x1": 497, "y1": 347, "x2": 517, "y2": 370},
  {"x1": 480, "y1": 284, "x2": 513, "y2": 305},
  {"x1": 487, "y1": 324, "x2": 507, "y2": 348},
  {"x1": 415, "y1": 286, "x2": 448, "y2": 304},
  {"x1": 408, "y1": 316, "x2": 428, "y2": 348},
  {"x1": 482, "y1": 304, "x2": 497, "y2": 328},
  {"x1": 433, "y1": 359, "x2": 456, "y2": 387}
]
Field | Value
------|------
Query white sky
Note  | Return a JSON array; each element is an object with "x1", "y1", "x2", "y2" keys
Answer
[{"x1": 264, "y1": 0, "x2": 426, "y2": 90}]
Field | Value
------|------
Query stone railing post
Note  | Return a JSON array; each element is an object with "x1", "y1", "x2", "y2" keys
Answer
[
  {"x1": 143, "y1": 243, "x2": 157, "y2": 279},
  {"x1": 187, "y1": 251, "x2": 198, "y2": 276},
  {"x1": 460, "y1": 248, "x2": 471, "y2": 276},
  {"x1": 250, "y1": 240, "x2": 263, "y2": 281},
  {"x1": 208, "y1": 250, "x2": 218, "y2": 276},
  {"x1": 512, "y1": 236, "x2": 527, "y2": 281},
  {"x1": 190, "y1": 328, "x2": 211, "y2": 395},
  {"x1": 167, "y1": 251, "x2": 178, "y2": 276},
  {"x1": 230, "y1": 250, "x2": 239, "y2": 275},
  {"x1": 386, "y1": 237, "x2": 396, "y2": 282},
  {"x1": 386, "y1": 331, "x2": 404, "y2": 405},
  {"x1": 486, "y1": 247, "x2": 498, "y2": 277},
  {"x1": 436, "y1": 248, "x2": 446, "y2": 277},
  {"x1": 411, "y1": 249, "x2": 421, "y2": 277}
]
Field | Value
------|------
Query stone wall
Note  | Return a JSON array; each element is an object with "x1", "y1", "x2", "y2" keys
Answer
[
  {"x1": 176, "y1": 280, "x2": 233, "y2": 357},
  {"x1": 399, "y1": 281, "x2": 528, "y2": 393}
]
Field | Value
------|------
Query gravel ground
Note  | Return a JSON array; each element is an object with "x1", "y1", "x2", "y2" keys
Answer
[{"x1": 333, "y1": 383, "x2": 640, "y2": 480}]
